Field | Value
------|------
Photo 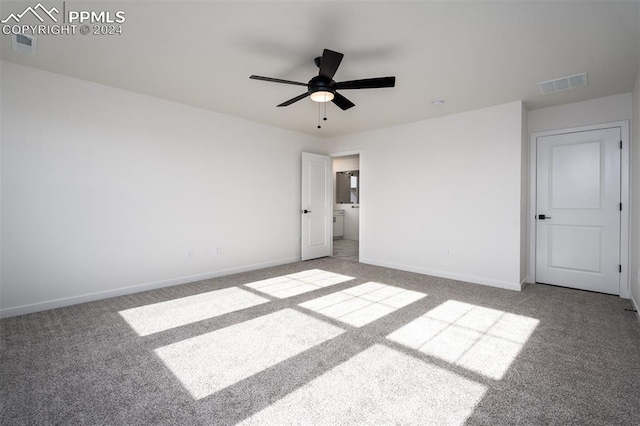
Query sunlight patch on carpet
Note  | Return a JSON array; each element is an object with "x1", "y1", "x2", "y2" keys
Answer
[
  {"x1": 299, "y1": 282, "x2": 426, "y2": 327},
  {"x1": 238, "y1": 344, "x2": 486, "y2": 425},
  {"x1": 154, "y1": 309, "x2": 344, "y2": 399},
  {"x1": 244, "y1": 269, "x2": 354, "y2": 298},
  {"x1": 387, "y1": 300, "x2": 539, "y2": 380},
  {"x1": 119, "y1": 287, "x2": 269, "y2": 336}
]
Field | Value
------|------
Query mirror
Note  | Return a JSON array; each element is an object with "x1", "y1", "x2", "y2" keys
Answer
[{"x1": 336, "y1": 171, "x2": 359, "y2": 204}]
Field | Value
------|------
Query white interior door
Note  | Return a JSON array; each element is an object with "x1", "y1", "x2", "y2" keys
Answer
[
  {"x1": 301, "y1": 152, "x2": 332, "y2": 260},
  {"x1": 535, "y1": 128, "x2": 621, "y2": 294}
]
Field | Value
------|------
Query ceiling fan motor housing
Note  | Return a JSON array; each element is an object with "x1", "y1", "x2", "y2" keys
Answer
[{"x1": 308, "y1": 76, "x2": 335, "y2": 95}]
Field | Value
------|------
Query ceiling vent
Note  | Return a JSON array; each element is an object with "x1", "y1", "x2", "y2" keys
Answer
[
  {"x1": 537, "y1": 73, "x2": 587, "y2": 95},
  {"x1": 11, "y1": 33, "x2": 37, "y2": 55}
]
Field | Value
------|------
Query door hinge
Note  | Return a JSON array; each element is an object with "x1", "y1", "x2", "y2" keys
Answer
[
  {"x1": 620, "y1": 202, "x2": 622, "y2": 211},
  {"x1": 620, "y1": 140, "x2": 623, "y2": 149},
  {"x1": 619, "y1": 265, "x2": 622, "y2": 273}
]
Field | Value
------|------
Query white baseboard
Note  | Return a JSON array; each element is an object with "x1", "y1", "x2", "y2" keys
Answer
[
  {"x1": 360, "y1": 258, "x2": 523, "y2": 292},
  {"x1": 0, "y1": 257, "x2": 300, "y2": 319}
]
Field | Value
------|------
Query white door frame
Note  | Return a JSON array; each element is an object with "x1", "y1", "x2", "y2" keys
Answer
[
  {"x1": 329, "y1": 149, "x2": 363, "y2": 258},
  {"x1": 529, "y1": 121, "x2": 630, "y2": 298}
]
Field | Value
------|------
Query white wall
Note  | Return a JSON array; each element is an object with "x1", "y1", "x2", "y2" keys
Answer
[
  {"x1": 632, "y1": 72, "x2": 640, "y2": 310},
  {"x1": 328, "y1": 102, "x2": 526, "y2": 290},
  {"x1": 0, "y1": 61, "x2": 326, "y2": 317},
  {"x1": 4, "y1": 62, "x2": 634, "y2": 318},
  {"x1": 528, "y1": 93, "x2": 632, "y2": 134},
  {"x1": 333, "y1": 155, "x2": 359, "y2": 241}
]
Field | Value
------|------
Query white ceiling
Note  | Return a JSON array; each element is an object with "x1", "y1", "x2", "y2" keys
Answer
[{"x1": 1, "y1": 1, "x2": 639, "y2": 138}]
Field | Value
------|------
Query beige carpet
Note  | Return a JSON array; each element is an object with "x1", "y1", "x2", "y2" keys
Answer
[{"x1": 2, "y1": 257, "x2": 640, "y2": 425}]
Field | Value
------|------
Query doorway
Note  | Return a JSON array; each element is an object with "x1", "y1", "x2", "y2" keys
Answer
[
  {"x1": 530, "y1": 122, "x2": 630, "y2": 297},
  {"x1": 331, "y1": 153, "x2": 360, "y2": 262}
]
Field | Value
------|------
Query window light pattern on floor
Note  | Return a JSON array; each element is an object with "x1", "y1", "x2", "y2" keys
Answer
[
  {"x1": 119, "y1": 287, "x2": 269, "y2": 336},
  {"x1": 155, "y1": 309, "x2": 344, "y2": 399},
  {"x1": 387, "y1": 300, "x2": 539, "y2": 380},
  {"x1": 238, "y1": 344, "x2": 486, "y2": 425},
  {"x1": 299, "y1": 282, "x2": 426, "y2": 327},
  {"x1": 244, "y1": 269, "x2": 354, "y2": 298}
]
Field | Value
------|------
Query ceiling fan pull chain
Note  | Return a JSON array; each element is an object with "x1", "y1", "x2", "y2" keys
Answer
[
  {"x1": 317, "y1": 103, "x2": 321, "y2": 129},
  {"x1": 323, "y1": 101, "x2": 327, "y2": 122}
]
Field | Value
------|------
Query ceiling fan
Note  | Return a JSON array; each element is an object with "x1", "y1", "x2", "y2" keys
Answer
[{"x1": 250, "y1": 48, "x2": 396, "y2": 110}]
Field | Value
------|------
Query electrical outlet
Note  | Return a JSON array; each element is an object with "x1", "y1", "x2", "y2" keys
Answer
[
  {"x1": 187, "y1": 250, "x2": 193, "y2": 258},
  {"x1": 445, "y1": 248, "x2": 451, "y2": 256},
  {"x1": 216, "y1": 247, "x2": 222, "y2": 255}
]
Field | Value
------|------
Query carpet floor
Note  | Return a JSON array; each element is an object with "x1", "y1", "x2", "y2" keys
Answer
[
  {"x1": 2, "y1": 257, "x2": 640, "y2": 425},
  {"x1": 332, "y1": 238, "x2": 359, "y2": 261}
]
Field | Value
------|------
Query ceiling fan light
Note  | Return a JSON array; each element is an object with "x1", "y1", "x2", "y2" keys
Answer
[{"x1": 310, "y1": 91, "x2": 335, "y2": 103}]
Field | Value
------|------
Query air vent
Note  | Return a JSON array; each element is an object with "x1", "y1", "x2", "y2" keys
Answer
[
  {"x1": 11, "y1": 33, "x2": 37, "y2": 55},
  {"x1": 537, "y1": 73, "x2": 587, "y2": 95}
]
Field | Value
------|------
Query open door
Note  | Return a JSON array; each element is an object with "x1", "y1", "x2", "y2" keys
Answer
[{"x1": 301, "y1": 152, "x2": 332, "y2": 260}]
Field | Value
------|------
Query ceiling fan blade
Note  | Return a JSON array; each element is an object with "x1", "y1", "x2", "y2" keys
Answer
[
  {"x1": 318, "y1": 49, "x2": 344, "y2": 80},
  {"x1": 332, "y1": 92, "x2": 355, "y2": 110},
  {"x1": 335, "y1": 76, "x2": 396, "y2": 90},
  {"x1": 277, "y1": 92, "x2": 311, "y2": 107},
  {"x1": 250, "y1": 75, "x2": 307, "y2": 87}
]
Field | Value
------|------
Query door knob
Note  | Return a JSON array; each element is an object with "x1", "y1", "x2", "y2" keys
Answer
[
  {"x1": 537, "y1": 214, "x2": 551, "y2": 220},
  {"x1": 301, "y1": 209, "x2": 312, "y2": 214}
]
